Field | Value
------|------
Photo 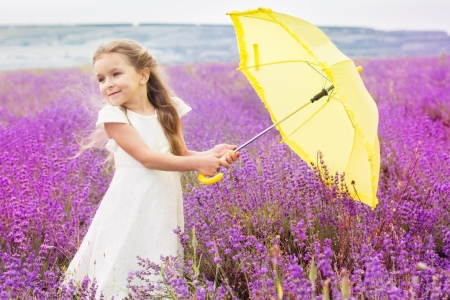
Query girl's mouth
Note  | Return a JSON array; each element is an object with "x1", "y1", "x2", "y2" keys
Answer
[{"x1": 109, "y1": 91, "x2": 120, "y2": 96}]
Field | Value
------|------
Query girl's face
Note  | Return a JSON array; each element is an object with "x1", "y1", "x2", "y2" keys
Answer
[{"x1": 94, "y1": 52, "x2": 146, "y2": 107}]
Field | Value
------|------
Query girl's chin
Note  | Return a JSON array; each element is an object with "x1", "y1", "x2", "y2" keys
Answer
[{"x1": 108, "y1": 99, "x2": 125, "y2": 106}]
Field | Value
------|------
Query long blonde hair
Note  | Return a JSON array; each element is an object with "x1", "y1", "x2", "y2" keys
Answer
[{"x1": 77, "y1": 39, "x2": 182, "y2": 158}]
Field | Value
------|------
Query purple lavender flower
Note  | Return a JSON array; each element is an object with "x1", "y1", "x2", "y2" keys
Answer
[{"x1": 1, "y1": 56, "x2": 449, "y2": 298}]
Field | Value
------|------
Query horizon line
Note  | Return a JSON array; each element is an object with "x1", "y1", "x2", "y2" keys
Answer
[{"x1": 0, "y1": 23, "x2": 448, "y2": 34}]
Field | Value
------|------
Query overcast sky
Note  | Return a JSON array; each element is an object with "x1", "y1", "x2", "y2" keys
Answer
[{"x1": 1, "y1": 0, "x2": 449, "y2": 33}]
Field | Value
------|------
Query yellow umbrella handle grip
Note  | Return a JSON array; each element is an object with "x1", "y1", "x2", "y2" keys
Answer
[
  {"x1": 198, "y1": 150, "x2": 236, "y2": 185},
  {"x1": 198, "y1": 172, "x2": 224, "y2": 184}
]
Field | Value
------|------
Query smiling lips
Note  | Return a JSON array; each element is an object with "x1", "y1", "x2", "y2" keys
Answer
[{"x1": 109, "y1": 91, "x2": 120, "y2": 96}]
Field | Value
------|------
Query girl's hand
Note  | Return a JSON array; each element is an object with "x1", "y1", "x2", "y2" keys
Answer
[
  {"x1": 211, "y1": 144, "x2": 237, "y2": 156},
  {"x1": 211, "y1": 144, "x2": 240, "y2": 164},
  {"x1": 197, "y1": 153, "x2": 231, "y2": 177},
  {"x1": 221, "y1": 149, "x2": 240, "y2": 164}
]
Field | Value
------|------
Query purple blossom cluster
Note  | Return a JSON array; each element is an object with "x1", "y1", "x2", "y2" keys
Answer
[
  {"x1": 0, "y1": 69, "x2": 112, "y2": 298},
  {"x1": 1, "y1": 56, "x2": 449, "y2": 299}
]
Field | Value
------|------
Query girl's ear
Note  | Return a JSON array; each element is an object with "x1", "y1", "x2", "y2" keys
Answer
[{"x1": 140, "y1": 67, "x2": 150, "y2": 85}]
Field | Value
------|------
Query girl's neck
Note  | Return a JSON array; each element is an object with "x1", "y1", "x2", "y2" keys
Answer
[{"x1": 123, "y1": 99, "x2": 155, "y2": 116}]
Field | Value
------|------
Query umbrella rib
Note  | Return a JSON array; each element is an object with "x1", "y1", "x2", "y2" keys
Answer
[
  {"x1": 230, "y1": 13, "x2": 279, "y2": 24},
  {"x1": 329, "y1": 91, "x2": 344, "y2": 103},
  {"x1": 235, "y1": 101, "x2": 312, "y2": 152},
  {"x1": 239, "y1": 60, "x2": 331, "y2": 84},
  {"x1": 327, "y1": 93, "x2": 357, "y2": 130},
  {"x1": 305, "y1": 62, "x2": 332, "y2": 84},
  {"x1": 279, "y1": 100, "x2": 330, "y2": 144},
  {"x1": 237, "y1": 60, "x2": 321, "y2": 70}
]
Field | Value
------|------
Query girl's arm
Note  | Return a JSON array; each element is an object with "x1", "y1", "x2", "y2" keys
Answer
[
  {"x1": 182, "y1": 144, "x2": 236, "y2": 157},
  {"x1": 104, "y1": 122, "x2": 230, "y2": 176}
]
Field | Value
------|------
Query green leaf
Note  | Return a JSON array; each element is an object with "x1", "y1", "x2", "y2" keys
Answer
[{"x1": 309, "y1": 257, "x2": 317, "y2": 284}]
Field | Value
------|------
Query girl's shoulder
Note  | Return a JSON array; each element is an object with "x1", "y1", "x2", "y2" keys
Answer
[
  {"x1": 171, "y1": 96, "x2": 192, "y2": 118},
  {"x1": 95, "y1": 105, "x2": 130, "y2": 128}
]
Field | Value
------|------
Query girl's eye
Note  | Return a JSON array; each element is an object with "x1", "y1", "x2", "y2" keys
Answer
[
  {"x1": 113, "y1": 72, "x2": 121, "y2": 76},
  {"x1": 98, "y1": 78, "x2": 104, "y2": 83}
]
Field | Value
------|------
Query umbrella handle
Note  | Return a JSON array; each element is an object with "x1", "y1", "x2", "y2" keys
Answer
[
  {"x1": 198, "y1": 150, "x2": 238, "y2": 185},
  {"x1": 198, "y1": 172, "x2": 224, "y2": 184}
]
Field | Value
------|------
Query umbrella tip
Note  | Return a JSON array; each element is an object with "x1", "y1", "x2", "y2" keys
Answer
[{"x1": 357, "y1": 66, "x2": 363, "y2": 73}]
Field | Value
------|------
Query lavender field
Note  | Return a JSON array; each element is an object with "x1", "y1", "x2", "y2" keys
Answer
[{"x1": 1, "y1": 55, "x2": 450, "y2": 299}]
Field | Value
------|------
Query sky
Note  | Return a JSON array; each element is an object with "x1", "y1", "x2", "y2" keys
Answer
[{"x1": 1, "y1": 0, "x2": 449, "y2": 34}]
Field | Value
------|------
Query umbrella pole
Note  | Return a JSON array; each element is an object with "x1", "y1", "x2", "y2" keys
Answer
[
  {"x1": 199, "y1": 85, "x2": 335, "y2": 185},
  {"x1": 235, "y1": 85, "x2": 334, "y2": 152}
]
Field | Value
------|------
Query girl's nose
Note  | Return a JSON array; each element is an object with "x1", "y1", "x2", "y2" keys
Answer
[{"x1": 106, "y1": 77, "x2": 114, "y2": 87}]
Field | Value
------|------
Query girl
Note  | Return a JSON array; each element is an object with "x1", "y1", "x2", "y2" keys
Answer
[{"x1": 65, "y1": 39, "x2": 239, "y2": 299}]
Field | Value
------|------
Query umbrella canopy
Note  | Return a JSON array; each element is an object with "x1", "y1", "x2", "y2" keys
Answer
[{"x1": 227, "y1": 8, "x2": 380, "y2": 209}]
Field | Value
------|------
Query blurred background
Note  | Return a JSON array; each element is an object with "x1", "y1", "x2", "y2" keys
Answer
[{"x1": 1, "y1": 0, "x2": 449, "y2": 70}]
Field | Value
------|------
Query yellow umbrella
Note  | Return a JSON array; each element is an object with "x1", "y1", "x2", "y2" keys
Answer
[{"x1": 199, "y1": 8, "x2": 380, "y2": 209}]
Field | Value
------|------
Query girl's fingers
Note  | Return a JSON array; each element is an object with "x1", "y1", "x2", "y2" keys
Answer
[
  {"x1": 219, "y1": 153, "x2": 227, "y2": 162},
  {"x1": 218, "y1": 158, "x2": 231, "y2": 169},
  {"x1": 222, "y1": 144, "x2": 237, "y2": 151},
  {"x1": 229, "y1": 151, "x2": 240, "y2": 162},
  {"x1": 221, "y1": 151, "x2": 240, "y2": 164}
]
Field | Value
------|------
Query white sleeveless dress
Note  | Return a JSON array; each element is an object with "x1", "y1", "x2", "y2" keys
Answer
[{"x1": 65, "y1": 97, "x2": 191, "y2": 299}]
